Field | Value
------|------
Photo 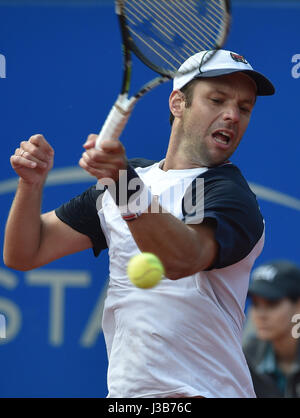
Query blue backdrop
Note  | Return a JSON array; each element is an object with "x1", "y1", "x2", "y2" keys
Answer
[{"x1": 0, "y1": 0, "x2": 299, "y2": 397}]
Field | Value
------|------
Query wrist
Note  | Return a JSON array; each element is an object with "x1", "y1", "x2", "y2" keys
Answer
[
  {"x1": 18, "y1": 177, "x2": 46, "y2": 191},
  {"x1": 110, "y1": 165, "x2": 153, "y2": 221}
]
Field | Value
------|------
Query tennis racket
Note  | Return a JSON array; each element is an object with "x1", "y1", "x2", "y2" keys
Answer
[{"x1": 96, "y1": 0, "x2": 231, "y2": 149}]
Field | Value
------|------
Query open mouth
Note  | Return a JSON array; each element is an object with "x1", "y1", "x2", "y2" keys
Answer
[{"x1": 212, "y1": 130, "x2": 233, "y2": 147}]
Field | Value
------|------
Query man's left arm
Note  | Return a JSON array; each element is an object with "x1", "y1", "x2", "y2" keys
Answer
[
  {"x1": 79, "y1": 136, "x2": 262, "y2": 280},
  {"x1": 126, "y1": 213, "x2": 219, "y2": 279},
  {"x1": 79, "y1": 135, "x2": 219, "y2": 279}
]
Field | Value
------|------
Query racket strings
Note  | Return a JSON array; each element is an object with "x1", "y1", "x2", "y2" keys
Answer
[
  {"x1": 123, "y1": 0, "x2": 228, "y2": 74},
  {"x1": 126, "y1": 0, "x2": 194, "y2": 62},
  {"x1": 174, "y1": 0, "x2": 224, "y2": 40},
  {"x1": 125, "y1": 3, "x2": 186, "y2": 65},
  {"x1": 127, "y1": 0, "x2": 207, "y2": 58},
  {"x1": 162, "y1": 0, "x2": 223, "y2": 43},
  {"x1": 133, "y1": 0, "x2": 211, "y2": 53}
]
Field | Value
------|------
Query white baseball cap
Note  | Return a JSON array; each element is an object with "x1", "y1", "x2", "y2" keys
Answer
[{"x1": 173, "y1": 49, "x2": 275, "y2": 96}]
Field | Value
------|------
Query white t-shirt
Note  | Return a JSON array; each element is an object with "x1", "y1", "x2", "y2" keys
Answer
[{"x1": 97, "y1": 161, "x2": 263, "y2": 398}]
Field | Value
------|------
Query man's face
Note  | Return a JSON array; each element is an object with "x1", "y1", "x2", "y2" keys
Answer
[
  {"x1": 250, "y1": 296, "x2": 299, "y2": 342},
  {"x1": 179, "y1": 72, "x2": 257, "y2": 167}
]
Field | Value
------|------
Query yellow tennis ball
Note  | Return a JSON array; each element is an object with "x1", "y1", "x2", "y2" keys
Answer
[{"x1": 127, "y1": 252, "x2": 164, "y2": 289}]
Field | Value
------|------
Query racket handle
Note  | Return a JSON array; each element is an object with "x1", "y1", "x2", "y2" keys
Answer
[{"x1": 96, "y1": 95, "x2": 134, "y2": 149}]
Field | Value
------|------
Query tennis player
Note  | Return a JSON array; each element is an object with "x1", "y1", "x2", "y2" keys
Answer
[{"x1": 4, "y1": 50, "x2": 275, "y2": 398}]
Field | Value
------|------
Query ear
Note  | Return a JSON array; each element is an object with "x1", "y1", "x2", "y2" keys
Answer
[{"x1": 169, "y1": 90, "x2": 186, "y2": 120}]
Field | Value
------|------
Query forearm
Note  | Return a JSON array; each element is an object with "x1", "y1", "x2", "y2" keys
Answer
[
  {"x1": 78, "y1": 137, "x2": 217, "y2": 277},
  {"x1": 126, "y1": 209, "x2": 218, "y2": 279},
  {"x1": 3, "y1": 179, "x2": 45, "y2": 270}
]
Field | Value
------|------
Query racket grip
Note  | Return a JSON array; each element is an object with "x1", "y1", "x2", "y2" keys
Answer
[{"x1": 96, "y1": 96, "x2": 133, "y2": 149}]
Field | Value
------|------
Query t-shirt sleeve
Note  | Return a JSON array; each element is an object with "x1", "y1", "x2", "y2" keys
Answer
[
  {"x1": 129, "y1": 157, "x2": 158, "y2": 168},
  {"x1": 182, "y1": 165, "x2": 264, "y2": 269},
  {"x1": 55, "y1": 185, "x2": 108, "y2": 257},
  {"x1": 53, "y1": 159, "x2": 156, "y2": 257}
]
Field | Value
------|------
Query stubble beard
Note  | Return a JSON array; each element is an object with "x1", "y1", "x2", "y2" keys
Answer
[{"x1": 183, "y1": 133, "x2": 232, "y2": 168}]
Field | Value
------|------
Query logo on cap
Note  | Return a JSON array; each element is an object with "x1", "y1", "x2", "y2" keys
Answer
[
  {"x1": 252, "y1": 265, "x2": 277, "y2": 282},
  {"x1": 230, "y1": 53, "x2": 248, "y2": 64}
]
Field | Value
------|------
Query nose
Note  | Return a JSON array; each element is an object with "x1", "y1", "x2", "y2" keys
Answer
[
  {"x1": 222, "y1": 105, "x2": 240, "y2": 123},
  {"x1": 252, "y1": 306, "x2": 269, "y2": 322}
]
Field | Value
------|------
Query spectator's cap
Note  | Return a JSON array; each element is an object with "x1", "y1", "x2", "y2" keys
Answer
[
  {"x1": 173, "y1": 49, "x2": 275, "y2": 96},
  {"x1": 248, "y1": 260, "x2": 300, "y2": 300}
]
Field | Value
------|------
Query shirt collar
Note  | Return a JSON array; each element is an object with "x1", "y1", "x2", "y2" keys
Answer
[
  {"x1": 257, "y1": 344, "x2": 277, "y2": 375},
  {"x1": 257, "y1": 343, "x2": 300, "y2": 375}
]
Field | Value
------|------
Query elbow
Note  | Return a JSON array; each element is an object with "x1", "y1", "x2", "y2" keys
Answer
[
  {"x1": 164, "y1": 238, "x2": 218, "y2": 279},
  {"x1": 163, "y1": 247, "x2": 217, "y2": 280},
  {"x1": 4, "y1": 262, "x2": 33, "y2": 272},
  {"x1": 3, "y1": 253, "x2": 33, "y2": 272},
  {"x1": 165, "y1": 271, "x2": 187, "y2": 280},
  {"x1": 164, "y1": 258, "x2": 204, "y2": 280}
]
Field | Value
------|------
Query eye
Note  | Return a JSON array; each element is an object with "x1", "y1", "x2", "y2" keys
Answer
[
  {"x1": 239, "y1": 105, "x2": 252, "y2": 114},
  {"x1": 210, "y1": 98, "x2": 222, "y2": 104},
  {"x1": 267, "y1": 299, "x2": 282, "y2": 308}
]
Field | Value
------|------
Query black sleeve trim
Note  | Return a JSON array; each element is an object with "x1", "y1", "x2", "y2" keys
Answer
[
  {"x1": 182, "y1": 164, "x2": 264, "y2": 269},
  {"x1": 129, "y1": 158, "x2": 158, "y2": 168},
  {"x1": 55, "y1": 185, "x2": 107, "y2": 257},
  {"x1": 54, "y1": 158, "x2": 156, "y2": 257}
]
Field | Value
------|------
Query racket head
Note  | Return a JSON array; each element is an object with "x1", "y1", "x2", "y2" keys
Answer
[{"x1": 117, "y1": 0, "x2": 231, "y2": 78}]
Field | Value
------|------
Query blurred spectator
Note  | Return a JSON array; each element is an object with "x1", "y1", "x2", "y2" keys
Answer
[{"x1": 243, "y1": 260, "x2": 300, "y2": 398}]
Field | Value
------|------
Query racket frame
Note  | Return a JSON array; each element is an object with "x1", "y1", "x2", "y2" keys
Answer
[{"x1": 120, "y1": 0, "x2": 232, "y2": 78}]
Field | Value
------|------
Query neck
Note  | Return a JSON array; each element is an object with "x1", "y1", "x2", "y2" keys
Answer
[
  {"x1": 163, "y1": 152, "x2": 206, "y2": 171},
  {"x1": 163, "y1": 125, "x2": 206, "y2": 171}
]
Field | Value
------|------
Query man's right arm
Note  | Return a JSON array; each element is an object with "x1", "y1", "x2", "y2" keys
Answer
[
  {"x1": 3, "y1": 134, "x2": 93, "y2": 271},
  {"x1": 3, "y1": 182, "x2": 92, "y2": 271}
]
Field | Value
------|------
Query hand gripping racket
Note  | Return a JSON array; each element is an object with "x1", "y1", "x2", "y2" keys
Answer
[{"x1": 95, "y1": 0, "x2": 231, "y2": 149}]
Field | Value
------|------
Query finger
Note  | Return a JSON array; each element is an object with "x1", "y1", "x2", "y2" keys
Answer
[
  {"x1": 79, "y1": 155, "x2": 122, "y2": 179},
  {"x1": 79, "y1": 158, "x2": 110, "y2": 179},
  {"x1": 83, "y1": 134, "x2": 97, "y2": 149},
  {"x1": 20, "y1": 140, "x2": 52, "y2": 164},
  {"x1": 82, "y1": 150, "x2": 126, "y2": 170},
  {"x1": 80, "y1": 152, "x2": 121, "y2": 173},
  {"x1": 10, "y1": 154, "x2": 37, "y2": 169},
  {"x1": 28, "y1": 134, "x2": 54, "y2": 156},
  {"x1": 18, "y1": 148, "x2": 48, "y2": 169},
  {"x1": 100, "y1": 139, "x2": 125, "y2": 154}
]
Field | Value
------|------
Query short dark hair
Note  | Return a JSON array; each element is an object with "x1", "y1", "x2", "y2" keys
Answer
[{"x1": 169, "y1": 78, "x2": 200, "y2": 126}]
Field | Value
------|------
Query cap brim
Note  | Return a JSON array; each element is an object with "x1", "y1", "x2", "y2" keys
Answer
[
  {"x1": 248, "y1": 281, "x2": 284, "y2": 300},
  {"x1": 241, "y1": 70, "x2": 275, "y2": 96},
  {"x1": 194, "y1": 68, "x2": 275, "y2": 96}
]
